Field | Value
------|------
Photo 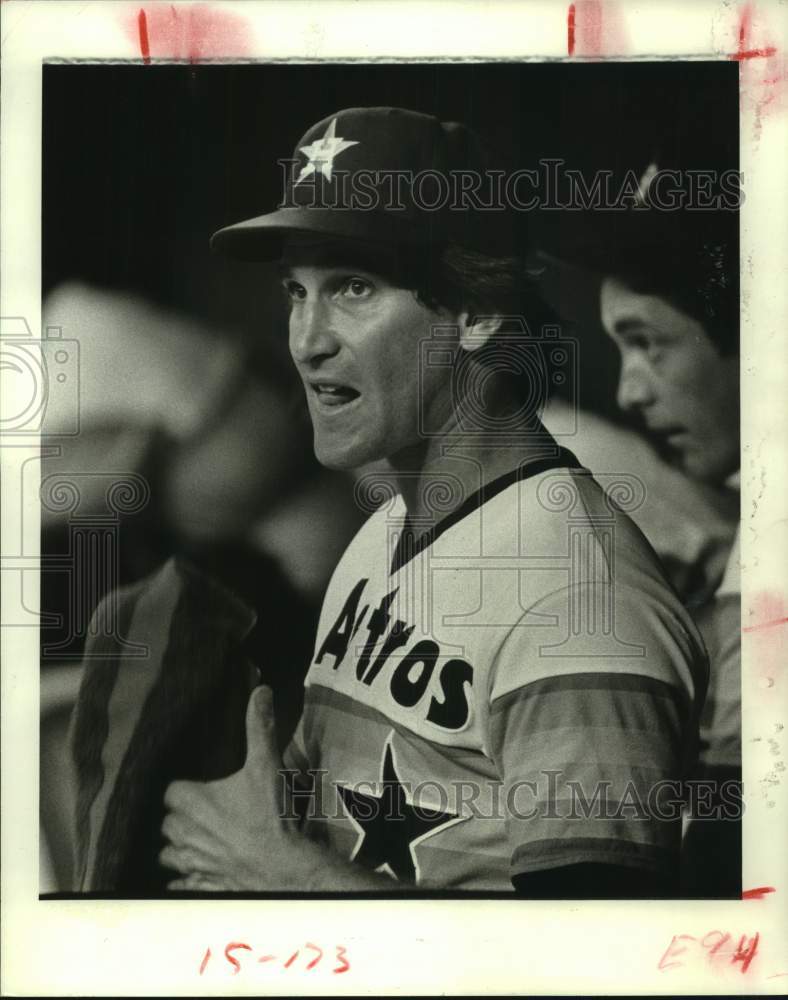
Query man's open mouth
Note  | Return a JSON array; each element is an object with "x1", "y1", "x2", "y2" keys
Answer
[
  {"x1": 654, "y1": 426, "x2": 686, "y2": 445},
  {"x1": 310, "y1": 382, "x2": 361, "y2": 408}
]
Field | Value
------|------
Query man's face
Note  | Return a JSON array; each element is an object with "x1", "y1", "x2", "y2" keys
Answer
[
  {"x1": 600, "y1": 276, "x2": 739, "y2": 486},
  {"x1": 281, "y1": 236, "x2": 457, "y2": 470}
]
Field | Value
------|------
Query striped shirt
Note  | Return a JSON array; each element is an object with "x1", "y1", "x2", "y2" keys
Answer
[{"x1": 284, "y1": 453, "x2": 708, "y2": 890}]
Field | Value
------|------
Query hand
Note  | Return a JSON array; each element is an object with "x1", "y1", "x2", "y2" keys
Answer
[{"x1": 160, "y1": 685, "x2": 311, "y2": 891}]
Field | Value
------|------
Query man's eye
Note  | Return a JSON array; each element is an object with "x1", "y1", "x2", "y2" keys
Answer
[
  {"x1": 624, "y1": 333, "x2": 650, "y2": 352},
  {"x1": 341, "y1": 277, "x2": 373, "y2": 299},
  {"x1": 283, "y1": 280, "x2": 306, "y2": 301}
]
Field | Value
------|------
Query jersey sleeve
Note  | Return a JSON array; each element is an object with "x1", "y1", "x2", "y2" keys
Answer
[
  {"x1": 486, "y1": 580, "x2": 703, "y2": 881},
  {"x1": 692, "y1": 593, "x2": 741, "y2": 773}
]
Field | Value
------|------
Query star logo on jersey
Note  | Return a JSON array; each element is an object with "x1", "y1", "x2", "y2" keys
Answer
[
  {"x1": 337, "y1": 736, "x2": 464, "y2": 883},
  {"x1": 295, "y1": 118, "x2": 359, "y2": 184}
]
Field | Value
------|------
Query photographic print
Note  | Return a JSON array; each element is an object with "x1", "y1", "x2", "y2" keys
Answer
[{"x1": 2, "y1": 0, "x2": 786, "y2": 994}]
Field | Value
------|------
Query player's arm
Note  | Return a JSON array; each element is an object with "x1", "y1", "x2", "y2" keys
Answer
[
  {"x1": 490, "y1": 667, "x2": 689, "y2": 900},
  {"x1": 488, "y1": 582, "x2": 700, "y2": 901},
  {"x1": 159, "y1": 686, "x2": 412, "y2": 892}
]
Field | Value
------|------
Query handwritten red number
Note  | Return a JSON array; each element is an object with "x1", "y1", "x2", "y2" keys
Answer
[
  {"x1": 731, "y1": 933, "x2": 759, "y2": 973},
  {"x1": 333, "y1": 944, "x2": 350, "y2": 974},
  {"x1": 224, "y1": 941, "x2": 252, "y2": 975},
  {"x1": 658, "y1": 934, "x2": 696, "y2": 971},
  {"x1": 701, "y1": 930, "x2": 731, "y2": 956},
  {"x1": 305, "y1": 942, "x2": 323, "y2": 970},
  {"x1": 200, "y1": 941, "x2": 349, "y2": 976}
]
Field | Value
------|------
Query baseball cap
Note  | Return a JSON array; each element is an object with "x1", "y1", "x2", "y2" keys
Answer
[
  {"x1": 531, "y1": 158, "x2": 740, "y2": 351},
  {"x1": 210, "y1": 106, "x2": 518, "y2": 260}
]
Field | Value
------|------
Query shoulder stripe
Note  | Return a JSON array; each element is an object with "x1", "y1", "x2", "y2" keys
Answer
[{"x1": 302, "y1": 683, "x2": 483, "y2": 765}]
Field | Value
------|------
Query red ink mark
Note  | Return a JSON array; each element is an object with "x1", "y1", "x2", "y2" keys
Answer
[
  {"x1": 659, "y1": 930, "x2": 762, "y2": 974},
  {"x1": 565, "y1": 0, "x2": 628, "y2": 58},
  {"x1": 743, "y1": 616, "x2": 788, "y2": 633},
  {"x1": 732, "y1": 46, "x2": 777, "y2": 60},
  {"x1": 123, "y1": 4, "x2": 252, "y2": 62},
  {"x1": 739, "y1": 5, "x2": 750, "y2": 47},
  {"x1": 223, "y1": 941, "x2": 252, "y2": 975},
  {"x1": 738, "y1": 1, "x2": 751, "y2": 58},
  {"x1": 731, "y1": 932, "x2": 760, "y2": 973},
  {"x1": 746, "y1": 591, "x2": 785, "y2": 688},
  {"x1": 728, "y1": 3, "x2": 786, "y2": 138},
  {"x1": 657, "y1": 933, "x2": 696, "y2": 971},
  {"x1": 333, "y1": 944, "x2": 350, "y2": 975},
  {"x1": 305, "y1": 942, "x2": 323, "y2": 970},
  {"x1": 701, "y1": 930, "x2": 731, "y2": 956},
  {"x1": 198, "y1": 947, "x2": 211, "y2": 975},
  {"x1": 257, "y1": 954, "x2": 276, "y2": 963},
  {"x1": 137, "y1": 9, "x2": 151, "y2": 65},
  {"x1": 567, "y1": 4, "x2": 576, "y2": 55},
  {"x1": 730, "y1": 4, "x2": 776, "y2": 60},
  {"x1": 284, "y1": 950, "x2": 300, "y2": 969},
  {"x1": 742, "y1": 885, "x2": 776, "y2": 899},
  {"x1": 750, "y1": 592, "x2": 786, "y2": 626}
]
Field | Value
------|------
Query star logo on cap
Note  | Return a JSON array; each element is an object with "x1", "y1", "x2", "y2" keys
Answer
[{"x1": 295, "y1": 118, "x2": 359, "y2": 185}]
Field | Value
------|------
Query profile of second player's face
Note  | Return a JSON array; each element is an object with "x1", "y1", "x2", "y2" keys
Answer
[
  {"x1": 280, "y1": 234, "x2": 460, "y2": 471},
  {"x1": 600, "y1": 276, "x2": 740, "y2": 486}
]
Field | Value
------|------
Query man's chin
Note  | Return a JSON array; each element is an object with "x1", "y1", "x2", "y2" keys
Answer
[
  {"x1": 680, "y1": 449, "x2": 734, "y2": 489},
  {"x1": 649, "y1": 436, "x2": 709, "y2": 485},
  {"x1": 313, "y1": 435, "x2": 371, "y2": 473}
]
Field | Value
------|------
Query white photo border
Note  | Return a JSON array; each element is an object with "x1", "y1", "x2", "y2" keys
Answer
[{"x1": 2, "y1": 0, "x2": 787, "y2": 994}]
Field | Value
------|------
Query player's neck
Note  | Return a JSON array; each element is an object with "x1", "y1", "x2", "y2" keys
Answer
[{"x1": 389, "y1": 381, "x2": 557, "y2": 530}]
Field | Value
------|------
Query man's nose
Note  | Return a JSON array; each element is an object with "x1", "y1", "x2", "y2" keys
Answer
[
  {"x1": 289, "y1": 299, "x2": 339, "y2": 367},
  {"x1": 616, "y1": 356, "x2": 657, "y2": 413}
]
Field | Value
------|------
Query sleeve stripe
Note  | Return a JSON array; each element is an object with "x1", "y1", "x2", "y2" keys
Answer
[
  {"x1": 496, "y1": 728, "x2": 680, "y2": 770},
  {"x1": 512, "y1": 836, "x2": 676, "y2": 876},
  {"x1": 71, "y1": 582, "x2": 144, "y2": 890},
  {"x1": 490, "y1": 670, "x2": 690, "y2": 726}
]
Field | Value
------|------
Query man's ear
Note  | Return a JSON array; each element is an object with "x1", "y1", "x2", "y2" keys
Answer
[{"x1": 457, "y1": 311, "x2": 502, "y2": 352}]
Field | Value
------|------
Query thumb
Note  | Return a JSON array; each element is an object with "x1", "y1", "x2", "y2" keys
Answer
[{"x1": 243, "y1": 684, "x2": 278, "y2": 770}]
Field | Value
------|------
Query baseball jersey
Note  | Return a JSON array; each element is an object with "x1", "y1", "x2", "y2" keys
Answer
[{"x1": 283, "y1": 451, "x2": 708, "y2": 891}]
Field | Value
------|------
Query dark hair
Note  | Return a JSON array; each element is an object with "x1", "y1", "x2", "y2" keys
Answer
[
  {"x1": 390, "y1": 241, "x2": 554, "y2": 323},
  {"x1": 395, "y1": 242, "x2": 562, "y2": 414},
  {"x1": 610, "y1": 239, "x2": 739, "y2": 357}
]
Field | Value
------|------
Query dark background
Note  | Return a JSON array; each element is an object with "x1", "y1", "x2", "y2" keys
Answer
[{"x1": 43, "y1": 60, "x2": 739, "y2": 419}]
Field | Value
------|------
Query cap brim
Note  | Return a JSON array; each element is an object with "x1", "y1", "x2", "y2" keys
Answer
[{"x1": 210, "y1": 207, "x2": 425, "y2": 261}]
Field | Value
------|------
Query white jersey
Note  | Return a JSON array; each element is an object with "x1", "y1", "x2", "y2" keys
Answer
[{"x1": 284, "y1": 451, "x2": 708, "y2": 890}]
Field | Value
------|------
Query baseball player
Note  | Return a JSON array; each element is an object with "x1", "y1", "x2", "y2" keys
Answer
[
  {"x1": 159, "y1": 108, "x2": 708, "y2": 896},
  {"x1": 598, "y1": 202, "x2": 741, "y2": 897},
  {"x1": 536, "y1": 158, "x2": 742, "y2": 896}
]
